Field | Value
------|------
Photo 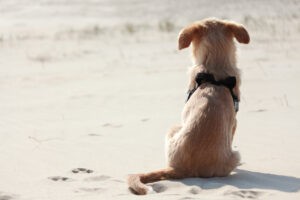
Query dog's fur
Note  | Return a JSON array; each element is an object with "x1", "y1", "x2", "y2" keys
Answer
[{"x1": 128, "y1": 18, "x2": 250, "y2": 195}]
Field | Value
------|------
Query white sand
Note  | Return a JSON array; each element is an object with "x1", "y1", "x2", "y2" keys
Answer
[{"x1": 0, "y1": 0, "x2": 300, "y2": 199}]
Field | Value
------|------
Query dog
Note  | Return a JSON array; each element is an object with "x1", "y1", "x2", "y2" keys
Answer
[{"x1": 128, "y1": 18, "x2": 250, "y2": 195}]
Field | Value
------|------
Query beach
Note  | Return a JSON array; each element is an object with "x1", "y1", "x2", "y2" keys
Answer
[{"x1": 0, "y1": 0, "x2": 300, "y2": 199}]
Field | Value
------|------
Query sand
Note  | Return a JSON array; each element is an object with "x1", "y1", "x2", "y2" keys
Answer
[{"x1": 0, "y1": 0, "x2": 300, "y2": 199}]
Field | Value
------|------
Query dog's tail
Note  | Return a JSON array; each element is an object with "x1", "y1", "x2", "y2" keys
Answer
[{"x1": 127, "y1": 167, "x2": 183, "y2": 195}]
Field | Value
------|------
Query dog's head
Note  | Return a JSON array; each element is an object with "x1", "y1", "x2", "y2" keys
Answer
[{"x1": 178, "y1": 18, "x2": 249, "y2": 66}]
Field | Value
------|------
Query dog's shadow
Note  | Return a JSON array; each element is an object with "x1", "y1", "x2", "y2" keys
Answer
[{"x1": 177, "y1": 169, "x2": 300, "y2": 193}]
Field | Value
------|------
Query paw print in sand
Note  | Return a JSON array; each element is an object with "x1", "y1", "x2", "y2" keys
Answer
[
  {"x1": 71, "y1": 168, "x2": 94, "y2": 174},
  {"x1": 48, "y1": 176, "x2": 73, "y2": 182}
]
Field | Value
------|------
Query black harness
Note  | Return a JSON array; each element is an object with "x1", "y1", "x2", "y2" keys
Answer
[{"x1": 186, "y1": 73, "x2": 239, "y2": 112}]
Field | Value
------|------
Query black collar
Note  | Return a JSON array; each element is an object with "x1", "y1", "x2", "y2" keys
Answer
[{"x1": 186, "y1": 72, "x2": 239, "y2": 112}]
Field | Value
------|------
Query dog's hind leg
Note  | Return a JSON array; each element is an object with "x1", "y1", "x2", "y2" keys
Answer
[
  {"x1": 215, "y1": 151, "x2": 241, "y2": 177},
  {"x1": 165, "y1": 125, "x2": 182, "y2": 165},
  {"x1": 226, "y1": 151, "x2": 241, "y2": 175},
  {"x1": 231, "y1": 119, "x2": 237, "y2": 142}
]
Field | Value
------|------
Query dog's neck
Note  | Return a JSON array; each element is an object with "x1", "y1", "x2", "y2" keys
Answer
[
  {"x1": 190, "y1": 39, "x2": 241, "y2": 100},
  {"x1": 192, "y1": 39, "x2": 239, "y2": 82}
]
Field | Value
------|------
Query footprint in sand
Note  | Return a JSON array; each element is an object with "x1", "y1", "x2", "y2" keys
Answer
[
  {"x1": 111, "y1": 179, "x2": 125, "y2": 183},
  {"x1": 0, "y1": 196, "x2": 13, "y2": 200},
  {"x1": 75, "y1": 187, "x2": 105, "y2": 193},
  {"x1": 151, "y1": 183, "x2": 167, "y2": 193},
  {"x1": 0, "y1": 192, "x2": 16, "y2": 200},
  {"x1": 141, "y1": 118, "x2": 149, "y2": 122},
  {"x1": 71, "y1": 168, "x2": 94, "y2": 174},
  {"x1": 188, "y1": 187, "x2": 202, "y2": 194},
  {"x1": 84, "y1": 175, "x2": 110, "y2": 182},
  {"x1": 102, "y1": 123, "x2": 123, "y2": 128},
  {"x1": 178, "y1": 197, "x2": 197, "y2": 200},
  {"x1": 87, "y1": 133, "x2": 102, "y2": 137},
  {"x1": 48, "y1": 176, "x2": 73, "y2": 182},
  {"x1": 0, "y1": 195, "x2": 13, "y2": 200},
  {"x1": 224, "y1": 190, "x2": 263, "y2": 199}
]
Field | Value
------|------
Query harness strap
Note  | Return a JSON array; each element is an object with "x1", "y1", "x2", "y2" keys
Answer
[{"x1": 186, "y1": 73, "x2": 239, "y2": 112}]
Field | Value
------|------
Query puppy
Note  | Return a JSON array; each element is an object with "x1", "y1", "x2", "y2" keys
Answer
[{"x1": 128, "y1": 18, "x2": 250, "y2": 195}]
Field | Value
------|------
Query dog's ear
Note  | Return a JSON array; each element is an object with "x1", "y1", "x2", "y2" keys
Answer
[
  {"x1": 226, "y1": 22, "x2": 250, "y2": 44},
  {"x1": 178, "y1": 24, "x2": 204, "y2": 50}
]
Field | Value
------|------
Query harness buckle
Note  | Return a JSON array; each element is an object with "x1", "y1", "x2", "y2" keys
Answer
[{"x1": 234, "y1": 99, "x2": 239, "y2": 112}]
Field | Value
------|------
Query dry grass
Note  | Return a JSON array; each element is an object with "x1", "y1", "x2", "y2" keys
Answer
[
  {"x1": 123, "y1": 23, "x2": 137, "y2": 34},
  {"x1": 54, "y1": 25, "x2": 105, "y2": 40},
  {"x1": 158, "y1": 20, "x2": 176, "y2": 32},
  {"x1": 27, "y1": 53, "x2": 53, "y2": 65}
]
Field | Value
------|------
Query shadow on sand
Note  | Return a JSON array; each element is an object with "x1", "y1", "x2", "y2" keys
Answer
[{"x1": 179, "y1": 169, "x2": 300, "y2": 193}]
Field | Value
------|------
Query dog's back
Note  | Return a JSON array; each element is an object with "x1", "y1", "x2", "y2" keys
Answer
[{"x1": 167, "y1": 84, "x2": 238, "y2": 177}]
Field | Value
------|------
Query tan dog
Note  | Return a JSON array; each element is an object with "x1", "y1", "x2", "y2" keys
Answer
[{"x1": 128, "y1": 18, "x2": 250, "y2": 195}]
